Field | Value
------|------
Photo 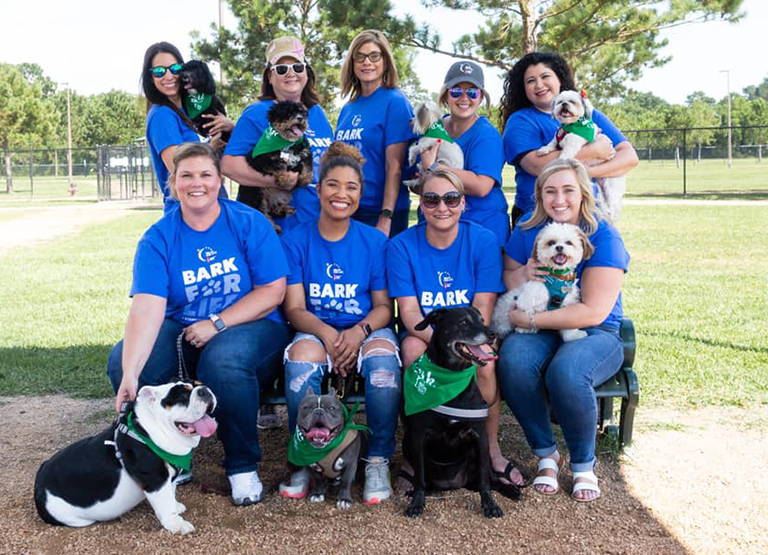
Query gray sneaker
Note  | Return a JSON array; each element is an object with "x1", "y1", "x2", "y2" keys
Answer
[
  {"x1": 278, "y1": 467, "x2": 310, "y2": 498},
  {"x1": 257, "y1": 404, "x2": 282, "y2": 430},
  {"x1": 363, "y1": 457, "x2": 391, "y2": 504}
]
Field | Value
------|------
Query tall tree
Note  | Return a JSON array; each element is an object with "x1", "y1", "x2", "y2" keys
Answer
[
  {"x1": 412, "y1": 0, "x2": 744, "y2": 100},
  {"x1": 0, "y1": 63, "x2": 58, "y2": 193},
  {"x1": 190, "y1": 0, "x2": 432, "y2": 116},
  {"x1": 743, "y1": 78, "x2": 768, "y2": 102}
]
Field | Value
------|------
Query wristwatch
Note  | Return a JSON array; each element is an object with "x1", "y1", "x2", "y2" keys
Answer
[
  {"x1": 357, "y1": 322, "x2": 372, "y2": 338},
  {"x1": 379, "y1": 208, "x2": 393, "y2": 219},
  {"x1": 210, "y1": 313, "x2": 227, "y2": 332}
]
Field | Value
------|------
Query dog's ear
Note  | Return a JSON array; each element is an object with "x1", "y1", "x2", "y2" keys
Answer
[
  {"x1": 550, "y1": 97, "x2": 558, "y2": 119},
  {"x1": 137, "y1": 386, "x2": 157, "y2": 404},
  {"x1": 415, "y1": 309, "x2": 447, "y2": 331},
  {"x1": 577, "y1": 227, "x2": 595, "y2": 260},
  {"x1": 531, "y1": 236, "x2": 541, "y2": 264},
  {"x1": 581, "y1": 94, "x2": 594, "y2": 119}
]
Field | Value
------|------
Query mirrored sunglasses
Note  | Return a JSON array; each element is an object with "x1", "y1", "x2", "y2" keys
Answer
[
  {"x1": 271, "y1": 62, "x2": 306, "y2": 76},
  {"x1": 353, "y1": 51, "x2": 383, "y2": 63},
  {"x1": 421, "y1": 191, "x2": 463, "y2": 209},
  {"x1": 150, "y1": 63, "x2": 183, "y2": 78},
  {"x1": 448, "y1": 86, "x2": 480, "y2": 100}
]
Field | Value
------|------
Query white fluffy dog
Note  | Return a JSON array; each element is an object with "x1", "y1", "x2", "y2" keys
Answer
[
  {"x1": 404, "y1": 101, "x2": 464, "y2": 193},
  {"x1": 492, "y1": 222, "x2": 594, "y2": 342},
  {"x1": 536, "y1": 90, "x2": 627, "y2": 221}
]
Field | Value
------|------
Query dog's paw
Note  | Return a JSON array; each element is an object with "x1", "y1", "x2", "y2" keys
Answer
[
  {"x1": 163, "y1": 516, "x2": 195, "y2": 535},
  {"x1": 336, "y1": 498, "x2": 352, "y2": 510},
  {"x1": 176, "y1": 501, "x2": 187, "y2": 515},
  {"x1": 309, "y1": 493, "x2": 325, "y2": 503},
  {"x1": 481, "y1": 492, "x2": 504, "y2": 518},
  {"x1": 405, "y1": 491, "x2": 426, "y2": 518},
  {"x1": 561, "y1": 328, "x2": 587, "y2": 342}
]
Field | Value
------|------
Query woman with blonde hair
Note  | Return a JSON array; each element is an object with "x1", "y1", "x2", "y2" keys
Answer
[{"x1": 335, "y1": 29, "x2": 414, "y2": 237}]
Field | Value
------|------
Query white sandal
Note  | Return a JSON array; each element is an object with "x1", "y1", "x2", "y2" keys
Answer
[
  {"x1": 532, "y1": 456, "x2": 563, "y2": 495},
  {"x1": 571, "y1": 470, "x2": 601, "y2": 502}
]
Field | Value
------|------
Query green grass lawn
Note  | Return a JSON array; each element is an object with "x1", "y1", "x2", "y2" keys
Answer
[{"x1": 0, "y1": 203, "x2": 766, "y2": 410}]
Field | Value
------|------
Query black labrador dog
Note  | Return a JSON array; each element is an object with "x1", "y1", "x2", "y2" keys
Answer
[{"x1": 403, "y1": 307, "x2": 520, "y2": 518}]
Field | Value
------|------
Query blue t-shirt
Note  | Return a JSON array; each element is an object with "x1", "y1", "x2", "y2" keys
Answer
[
  {"x1": 387, "y1": 220, "x2": 504, "y2": 317},
  {"x1": 504, "y1": 216, "x2": 630, "y2": 329},
  {"x1": 146, "y1": 104, "x2": 202, "y2": 203},
  {"x1": 224, "y1": 100, "x2": 334, "y2": 233},
  {"x1": 335, "y1": 87, "x2": 414, "y2": 211},
  {"x1": 450, "y1": 115, "x2": 509, "y2": 247},
  {"x1": 131, "y1": 199, "x2": 289, "y2": 324},
  {"x1": 502, "y1": 107, "x2": 627, "y2": 213},
  {"x1": 281, "y1": 220, "x2": 388, "y2": 328}
]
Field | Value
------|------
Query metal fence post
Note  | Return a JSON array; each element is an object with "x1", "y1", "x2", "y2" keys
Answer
[
  {"x1": 29, "y1": 151, "x2": 34, "y2": 198},
  {"x1": 682, "y1": 128, "x2": 687, "y2": 196}
]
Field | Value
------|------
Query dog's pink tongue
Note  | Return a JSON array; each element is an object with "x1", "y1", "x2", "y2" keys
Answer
[
  {"x1": 192, "y1": 414, "x2": 218, "y2": 438},
  {"x1": 467, "y1": 344, "x2": 497, "y2": 361},
  {"x1": 305, "y1": 428, "x2": 331, "y2": 441},
  {"x1": 554, "y1": 254, "x2": 568, "y2": 265},
  {"x1": 291, "y1": 125, "x2": 304, "y2": 137}
]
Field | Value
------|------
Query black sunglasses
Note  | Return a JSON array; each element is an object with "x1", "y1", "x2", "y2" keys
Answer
[
  {"x1": 271, "y1": 62, "x2": 306, "y2": 76},
  {"x1": 150, "y1": 63, "x2": 183, "y2": 78},
  {"x1": 421, "y1": 191, "x2": 463, "y2": 209}
]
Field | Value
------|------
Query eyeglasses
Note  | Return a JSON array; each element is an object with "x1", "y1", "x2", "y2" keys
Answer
[
  {"x1": 448, "y1": 86, "x2": 480, "y2": 100},
  {"x1": 150, "y1": 63, "x2": 183, "y2": 78},
  {"x1": 421, "y1": 191, "x2": 463, "y2": 209},
  {"x1": 353, "y1": 51, "x2": 383, "y2": 64},
  {"x1": 271, "y1": 62, "x2": 306, "y2": 76}
]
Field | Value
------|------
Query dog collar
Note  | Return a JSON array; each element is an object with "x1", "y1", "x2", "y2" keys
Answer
[
  {"x1": 183, "y1": 92, "x2": 213, "y2": 119},
  {"x1": 559, "y1": 116, "x2": 599, "y2": 143},
  {"x1": 422, "y1": 119, "x2": 455, "y2": 143},
  {"x1": 430, "y1": 404, "x2": 489, "y2": 420},
  {"x1": 250, "y1": 124, "x2": 306, "y2": 158},
  {"x1": 124, "y1": 411, "x2": 193, "y2": 471},
  {"x1": 404, "y1": 354, "x2": 477, "y2": 416},
  {"x1": 287, "y1": 401, "x2": 369, "y2": 468},
  {"x1": 536, "y1": 268, "x2": 577, "y2": 310}
]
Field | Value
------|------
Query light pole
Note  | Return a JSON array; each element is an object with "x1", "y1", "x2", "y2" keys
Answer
[
  {"x1": 719, "y1": 69, "x2": 732, "y2": 168},
  {"x1": 60, "y1": 82, "x2": 76, "y2": 194}
]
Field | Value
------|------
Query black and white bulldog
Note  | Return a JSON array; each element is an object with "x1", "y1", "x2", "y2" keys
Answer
[{"x1": 34, "y1": 381, "x2": 217, "y2": 535}]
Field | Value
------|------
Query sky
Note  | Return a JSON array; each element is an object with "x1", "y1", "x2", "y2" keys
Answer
[{"x1": 1, "y1": 0, "x2": 765, "y2": 106}]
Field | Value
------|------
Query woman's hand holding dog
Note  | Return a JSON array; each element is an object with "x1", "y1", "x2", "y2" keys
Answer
[
  {"x1": 582, "y1": 135, "x2": 615, "y2": 163},
  {"x1": 419, "y1": 140, "x2": 441, "y2": 171},
  {"x1": 523, "y1": 257, "x2": 548, "y2": 282},
  {"x1": 115, "y1": 375, "x2": 139, "y2": 412},
  {"x1": 202, "y1": 113, "x2": 234, "y2": 138}
]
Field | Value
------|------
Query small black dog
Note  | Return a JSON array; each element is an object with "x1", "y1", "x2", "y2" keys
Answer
[
  {"x1": 179, "y1": 60, "x2": 230, "y2": 142},
  {"x1": 403, "y1": 307, "x2": 520, "y2": 518},
  {"x1": 243, "y1": 100, "x2": 313, "y2": 233}
]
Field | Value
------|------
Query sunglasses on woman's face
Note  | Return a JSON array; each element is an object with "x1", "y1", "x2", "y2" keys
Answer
[
  {"x1": 421, "y1": 191, "x2": 463, "y2": 209},
  {"x1": 271, "y1": 62, "x2": 306, "y2": 76},
  {"x1": 353, "y1": 51, "x2": 383, "y2": 64},
  {"x1": 150, "y1": 63, "x2": 183, "y2": 78},
  {"x1": 448, "y1": 86, "x2": 480, "y2": 100}
]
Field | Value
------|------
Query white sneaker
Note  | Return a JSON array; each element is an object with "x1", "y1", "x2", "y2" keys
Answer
[
  {"x1": 278, "y1": 467, "x2": 310, "y2": 498},
  {"x1": 363, "y1": 457, "x2": 391, "y2": 504},
  {"x1": 229, "y1": 471, "x2": 264, "y2": 506}
]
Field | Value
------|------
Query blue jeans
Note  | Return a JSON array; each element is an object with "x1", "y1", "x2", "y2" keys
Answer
[
  {"x1": 497, "y1": 326, "x2": 623, "y2": 472},
  {"x1": 353, "y1": 207, "x2": 410, "y2": 238},
  {"x1": 107, "y1": 318, "x2": 291, "y2": 475},
  {"x1": 283, "y1": 328, "x2": 402, "y2": 459}
]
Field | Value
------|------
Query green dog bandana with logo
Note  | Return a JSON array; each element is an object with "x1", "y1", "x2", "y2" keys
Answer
[
  {"x1": 404, "y1": 354, "x2": 477, "y2": 416},
  {"x1": 422, "y1": 119, "x2": 455, "y2": 143},
  {"x1": 558, "y1": 115, "x2": 599, "y2": 143},
  {"x1": 251, "y1": 125, "x2": 306, "y2": 158},
  {"x1": 287, "y1": 401, "x2": 369, "y2": 467},
  {"x1": 126, "y1": 411, "x2": 192, "y2": 471},
  {"x1": 183, "y1": 92, "x2": 213, "y2": 120}
]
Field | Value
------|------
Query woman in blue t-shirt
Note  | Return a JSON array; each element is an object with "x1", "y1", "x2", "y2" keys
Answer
[
  {"x1": 418, "y1": 61, "x2": 509, "y2": 247},
  {"x1": 499, "y1": 52, "x2": 638, "y2": 226},
  {"x1": 335, "y1": 29, "x2": 414, "y2": 237},
  {"x1": 387, "y1": 169, "x2": 523, "y2": 491},
  {"x1": 222, "y1": 36, "x2": 333, "y2": 234},
  {"x1": 107, "y1": 143, "x2": 291, "y2": 507},
  {"x1": 498, "y1": 158, "x2": 630, "y2": 503},
  {"x1": 141, "y1": 42, "x2": 233, "y2": 211},
  {"x1": 279, "y1": 142, "x2": 401, "y2": 505}
]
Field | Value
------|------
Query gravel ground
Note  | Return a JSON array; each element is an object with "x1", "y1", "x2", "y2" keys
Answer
[{"x1": 1, "y1": 396, "x2": 765, "y2": 555}]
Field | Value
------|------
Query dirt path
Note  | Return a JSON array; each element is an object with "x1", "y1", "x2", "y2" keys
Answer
[
  {"x1": 0, "y1": 201, "x2": 153, "y2": 256},
  {"x1": 1, "y1": 396, "x2": 764, "y2": 555}
]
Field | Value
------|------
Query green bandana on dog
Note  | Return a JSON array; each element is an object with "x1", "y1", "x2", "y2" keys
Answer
[
  {"x1": 423, "y1": 119, "x2": 455, "y2": 143},
  {"x1": 404, "y1": 354, "x2": 477, "y2": 416},
  {"x1": 183, "y1": 92, "x2": 213, "y2": 120},
  {"x1": 251, "y1": 125, "x2": 306, "y2": 158},
  {"x1": 287, "y1": 401, "x2": 369, "y2": 467},
  {"x1": 557, "y1": 115, "x2": 599, "y2": 144},
  {"x1": 126, "y1": 411, "x2": 192, "y2": 471}
]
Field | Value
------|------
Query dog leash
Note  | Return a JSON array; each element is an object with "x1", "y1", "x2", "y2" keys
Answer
[{"x1": 176, "y1": 332, "x2": 191, "y2": 382}]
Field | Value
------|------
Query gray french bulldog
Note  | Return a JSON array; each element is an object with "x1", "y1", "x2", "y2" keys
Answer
[{"x1": 292, "y1": 388, "x2": 366, "y2": 509}]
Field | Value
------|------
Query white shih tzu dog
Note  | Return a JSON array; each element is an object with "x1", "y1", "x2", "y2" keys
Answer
[
  {"x1": 536, "y1": 90, "x2": 627, "y2": 221},
  {"x1": 404, "y1": 101, "x2": 464, "y2": 193},
  {"x1": 492, "y1": 222, "x2": 594, "y2": 342}
]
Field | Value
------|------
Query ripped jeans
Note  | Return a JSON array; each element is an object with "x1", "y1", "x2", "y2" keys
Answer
[{"x1": 284, "y1": 328, "x2": 402, "y2": 459}]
